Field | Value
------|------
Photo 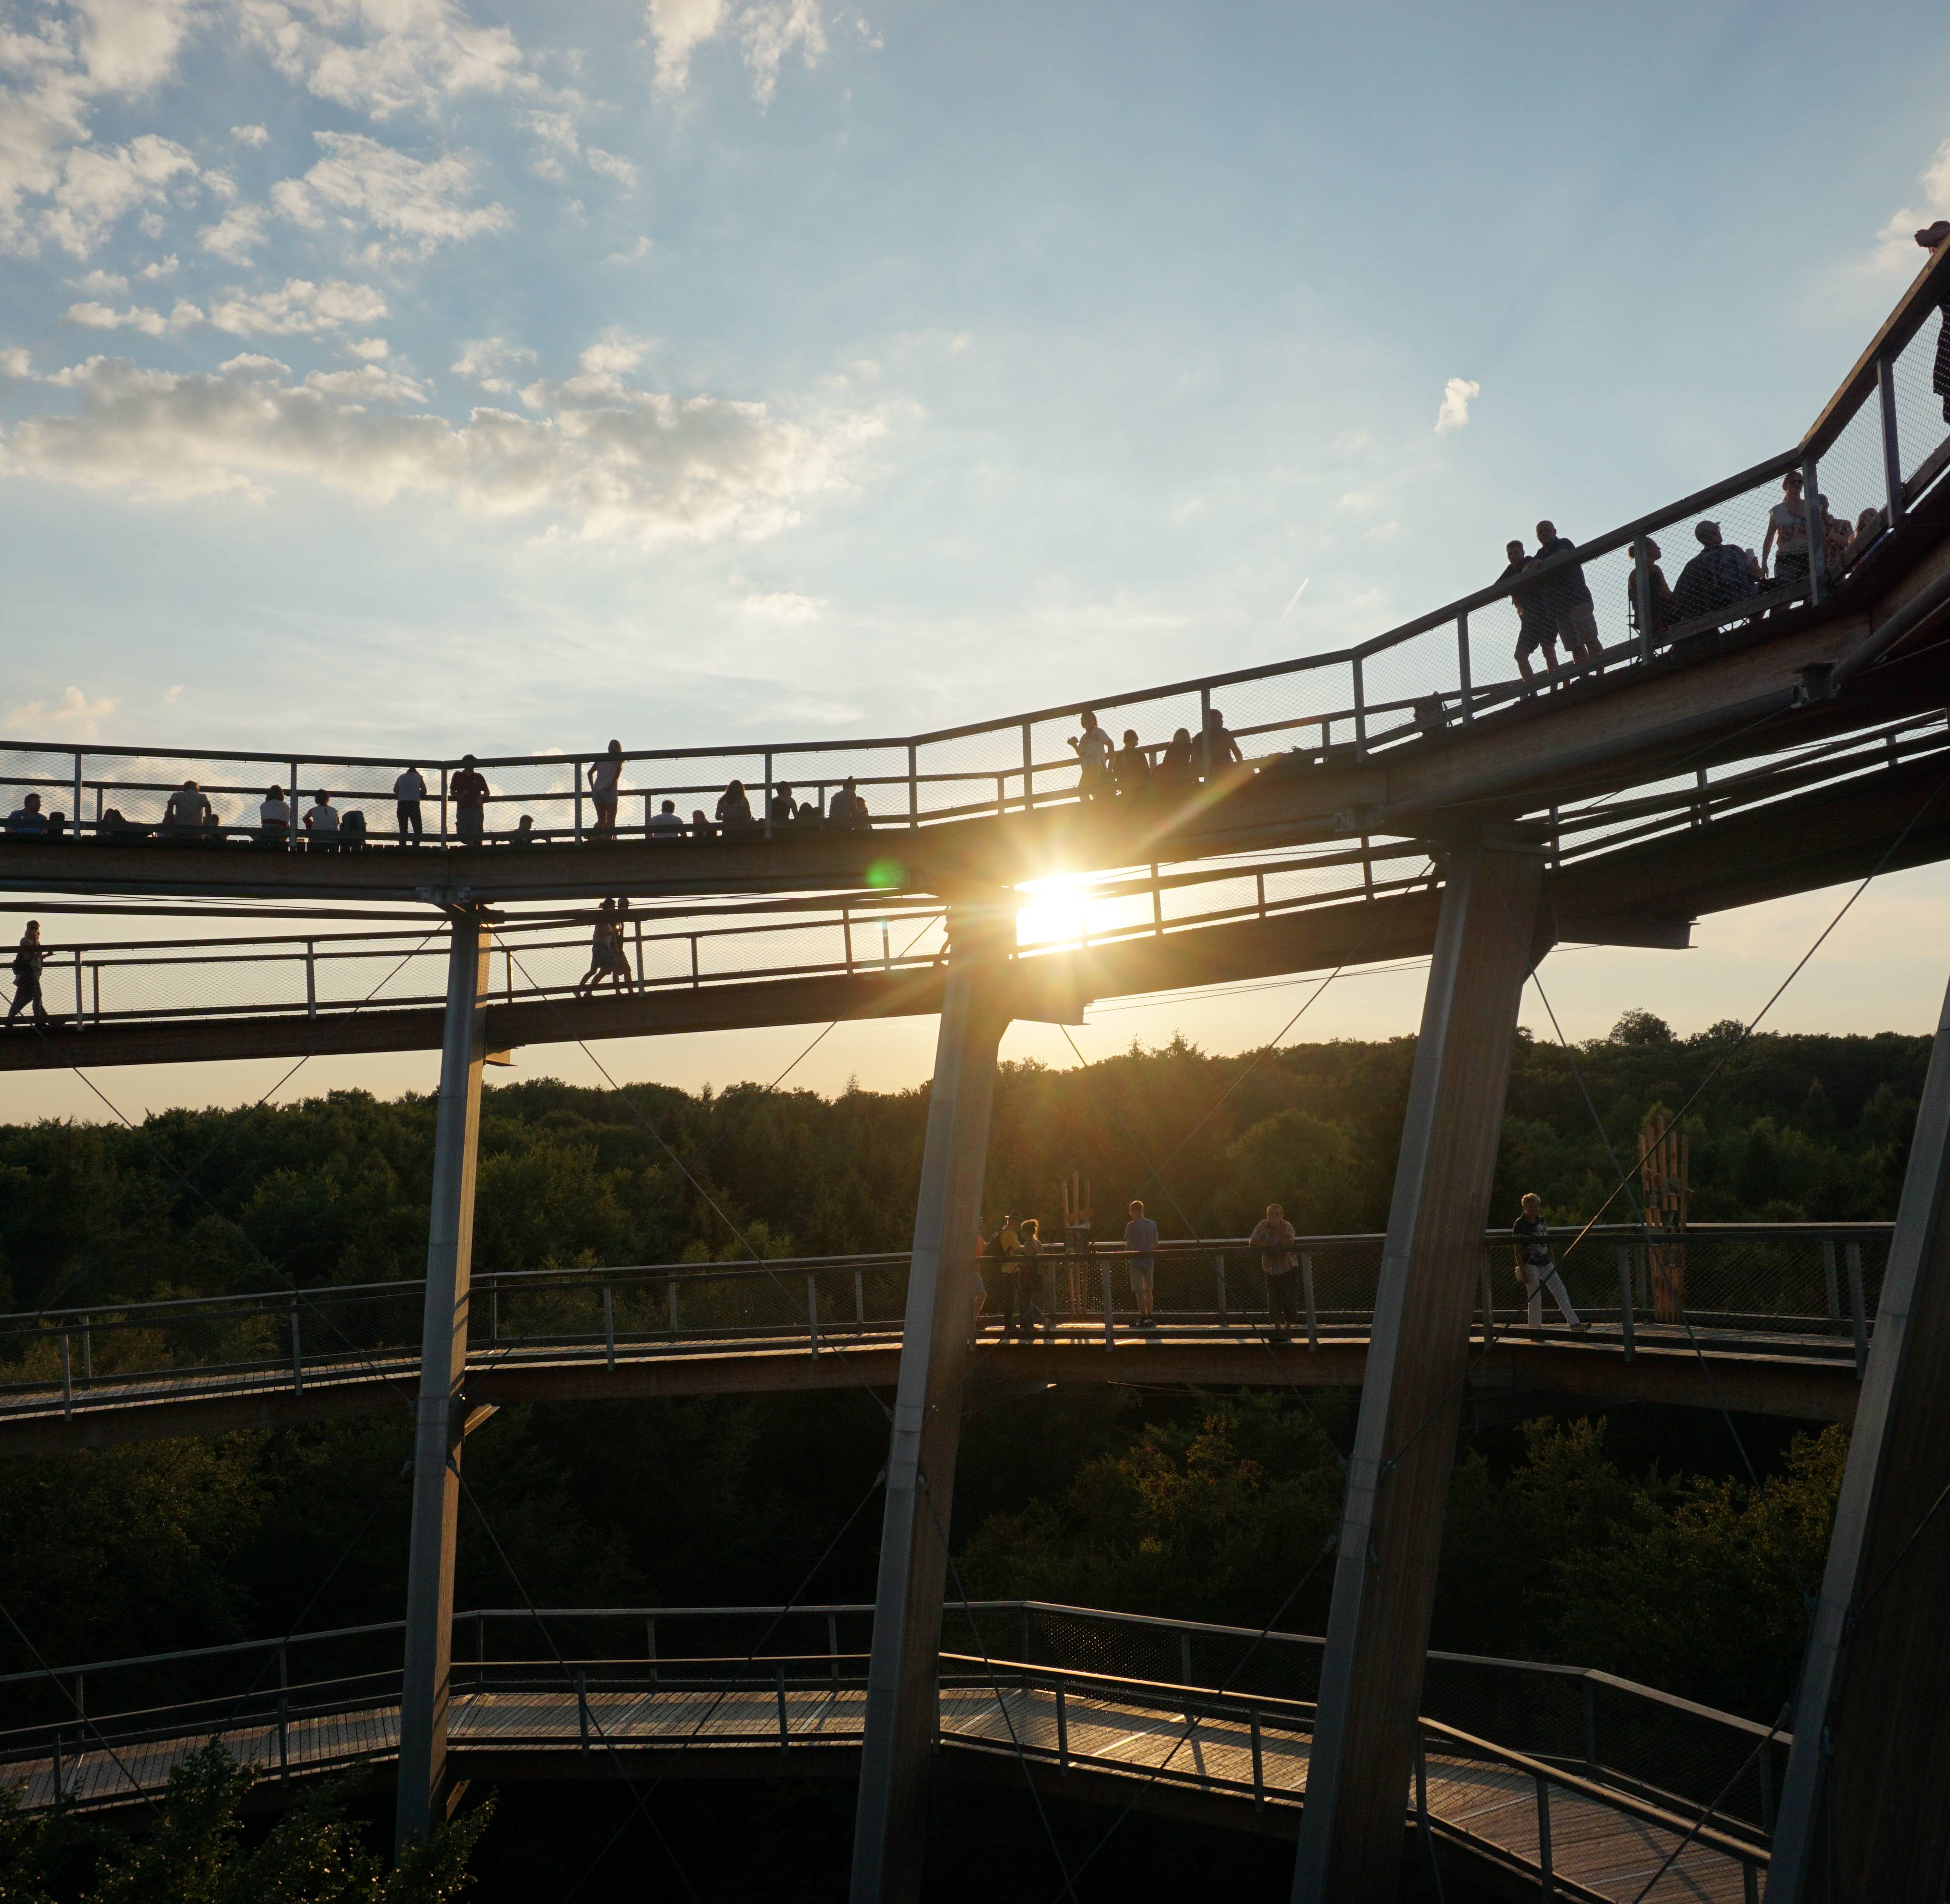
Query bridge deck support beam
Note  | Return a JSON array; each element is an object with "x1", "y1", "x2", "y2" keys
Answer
[
  {"x1": 1767, "y1": 972, "x2": 1950, "y2": 1901},
  {"x1": 850, "y1": 908, "x2": 1012, "y2": 1904},
  {"x1": 395, "y1": 910, "x2": 491, "y2": 1856},
  {"x1": 1292, "y1": 842, "x2": 1543, "y2": 1904}
]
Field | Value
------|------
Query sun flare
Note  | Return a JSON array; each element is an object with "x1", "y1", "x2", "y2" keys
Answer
[{"x1": 1015, "y1": 873, "x2": 1093, "y2": 948}]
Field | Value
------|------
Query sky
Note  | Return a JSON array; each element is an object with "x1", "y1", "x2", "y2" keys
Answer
[{"x1": 1, "y1": 0, "x2": 1950, "y2": 1123}]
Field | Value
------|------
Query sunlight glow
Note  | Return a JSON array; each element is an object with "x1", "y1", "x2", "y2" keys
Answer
[{"x1": 1015, "y1": 873, "x2": 1093, "y2": 948}]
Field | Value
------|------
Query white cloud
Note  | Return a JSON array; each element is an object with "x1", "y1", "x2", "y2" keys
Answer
[
  {"x1": 304, "y1": 363, "x2": 428, "y2": 403},
  {"x1": 232, "y1": 0, "x2": 532, "y2": 119},
  {"x1": 231, "y1": 123, "x2": 270, "y2": 147},
  {"x1": 201, "y1": 201, "x2": 267, "y2": 260},
  {"x1": 450, "y1": 336, "x2": 537, "y2": 394},
  {"x1": 1874, "y1": 137, "x2": 1950, "y2": 271},
  {"x1": 3, "y1": 347, "x2": 884, "y2": 543},
  {"x1": 43, "y1": 133, "x2": 197, "y2": 257},
  {"x1": 4, "y1": 684, "x2": 117, "y2": 740},
  {"x1": 740, "y1": 0, "x2": 826, "y2": 108},
  {"x1": 346, "y1": 335, "x2": 389, "y2": 359},
  {"x1": 603, "y1": 235, "x2": 653, "y2": 264},
  {"x1": 65, "y1": 296, "x2": 200, "y2": 335},
  {"x1": 74, "y1": 267, "x2": 127, "y2": 294},
  {"x1": 587, "y1": 147, "x2": 638, "y2": 188},
  {"x1": 648, "y1": 0, "x2": 727, "y2": 92},
  {"x1": 0, "y1": 348, "x2": 33, "y2": 379},
  {"x1": 271, "y1": 131, "x2": 510, "y2": 257},
  {"x1": 1434, "y1": 376, "x2": 1480, "y2": 434},
  {"x1": 137, "y1": 252, "x2": 177, "y2": 278},
  {"x1": 740, "y1": 589, "x2": 825, "y2": 620},
  {"x1": 207, "y1": 277, "x2": 388, "y2": 336}
]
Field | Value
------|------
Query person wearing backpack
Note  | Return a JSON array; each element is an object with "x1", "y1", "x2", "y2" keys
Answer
[{"x1": 8, "y1": 922, "x2": 48, "y2": 1027}]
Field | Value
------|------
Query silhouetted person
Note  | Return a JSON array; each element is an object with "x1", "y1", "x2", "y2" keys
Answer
[
  {"x1": 1922, "y1": 220, "x2": 1950, "y2": 422},
  {"x1": 768, "y1": 781, "x2": 797, "y2": 824},
  {"x1": 689, "y1": 808, "x2": 712, "y2": 837},
  {"x1": 588, "y1": 740, "x2": 623, "y2": 838},
  {"x1": 509, "y1": 814, "x2": 537, "y2": 845},
  {"x1": 393, "y1": 765, "x2": 426, "y2": 843},
  {"x1": 163, "y1": 779, "x2": 211, "y2": 832},
  {"x1": 1763, "y1": 469, "x2": 1821, "y2": 595},
  {"x1": 1671, "y1": 520, "x2": 1756, "y2": 624},
  {"x1": 1250, "y1": 1202, "x2": 1299, "y2": 1342},
  {"x1": 1202, "y1": 706, "x2": 1244, "y2": 774},
  {"x1": 259, "y1": 785, "x2": 292, "y2": 840},
  {"x1": 1112, "y1": 729, "x2": 1152, "y2": 796},
  {"x1": 993, "y1": 1213, "x2": 1025, "y2": 1338},
  {"x1": 1123, "y1": 1199, "x2": 1159, "y2": 1330},
  {"x1": 1840, "y1": 506, "x2": 1885, "y2": 573},
  {"x1": 716, "y1": 780, "x2": 754, "y2": 828},
  {"x1": 1512, "y1": 1192, "x2": 1584, "y2": 1328},
  {"x1": 5, "y1": 793, "x2": 48, "y2": 836},
  {"x1": 1626, "y1": 536, "x2": 1676, "y2": 643},
  {"x1": 575, "y1": 899, "x2": 619, "y2": 996},
  {"x1": 1069, "y1": 710, "x2": 1114, "y2": 800},
  {"x1": 1502, "y1": 539, "x2": 1561, "y2": 686},
  {"x1": 1534, "y1": 522, "x2": 1601, "y2": 667},
  {"x1": 303, "y1": 790, "x2": 339, "y2": 850},
  {"x1": 7, "y1": 921, "x2": 47, "y2": 1026},
  {"x1": 451, "y1": 755, "x2": 489, "y2": 845},
  {"x1": 648, "y1": 798, "x2": 685, "y2": 837}
]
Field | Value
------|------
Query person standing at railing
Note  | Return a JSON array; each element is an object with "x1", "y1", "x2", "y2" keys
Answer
[
  {"x1": 1670, "y1": 521, "x2": 1756, "y2": 625},
  {"x1": 827, "y1": 777, "x2": 868, "y2": 826},
  {"x1": 259, "y1": 785, "x2": 291, "y2": 841},
  {"x1": 1112, "y1": 728, "x2": 1152, "y2": 799},
  {"x1": 1154, "y1": 727, "x2": 1196, "y2": 789},
  {"x1": 1501, "y1": 539, "x2": 1562, "y2": 687},
  {"x1": 1532, "y1": 523, "x2": 1602, "y2": 670},
  {"x1": 1068, "y1": 711, "x2": 1114, "y2": 801},
  {"x1": 451, "y1": 755, "x2": 490, "y2": 846},
  {"x1": 1017, "y1": 1217, "x2": 1054, "y2": 1335},
  {"x1": 392, "y1": 764, "x2": 426, "y2": 844},
  {"x1": 1625, "y1": 537, "x2": 1677, "y2": 643},
  {"x1": 1249, "y1": 1202, "x2": 1299, "y2": 1344},
  {"x1": 6, "y1": 921, "x2": 48, "y2": 1026},
  {"x1": 1761, "y1": 469, "x2": 1823, "y2": 596},
  {"x1": 992, "y1": 1212, "x2": 1025, "y2": 1337},
  {"x1": 1123, "y1": 1199, "x2": 1159, "y2": 1331},
  {"x1": 1201, "y1": 706, "x2": 1245, "y2": 776},
  {"x1": 588, "y1": 740, "x2": 624, "y2": 838},
  {"x1": 1920, "y1": 220, "x2": 1950, "y2": 422},
  {"x1": 1512, "y1": 1193, "x2": 1585, "y2": 1329}
]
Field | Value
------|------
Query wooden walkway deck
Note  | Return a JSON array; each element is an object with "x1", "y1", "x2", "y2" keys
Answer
[{"x1": 8, "y1": 1677, "x2": 1760, "y2": 1901}]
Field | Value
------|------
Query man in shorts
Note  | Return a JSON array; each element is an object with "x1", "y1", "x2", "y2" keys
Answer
[
  {"x1": 1500, "y1": 539, "x2": 1560, "y2": 686},
  {"x1": 1534, "y1": 521, "x2": 1602, "y2": 669},
  {"x1": 1123, "y1": 1199, "x2": 1159, "y2": 1331}
]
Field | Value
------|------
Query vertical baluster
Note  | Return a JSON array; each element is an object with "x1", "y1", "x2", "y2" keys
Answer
[
  {"x1": 71, "y1": 751, "x2": 82, "y2": 839},
  {"x1": 1456, "y1": 612, "x2": 1472, "y2": 722},
  {"x1": 291, "y1": 1294, "x2": 303, "y2": 1395},
  {"x1": 60, "y1": 1333, "x2": 71, "y2": 1420},
  {"x1": 305, "y1": 941, "x2": 316, "y2": 1019},
  {"x1": 828, "y1": 1613, "x2": 840, "y2": 1686},
  {"x1": 906, "y1": 742, "x2": 919, "y2": 828},
  {"x1": 1199, "y1": 686, "x2": 1213, "y2": 779},
  {"x1": 763, "y1": 749, "x2": 774, "y2": 841},
  {"x1": 602, "y1": 1285, "x2": 615, "y2": 1371},
  {"x1": 71, "y1": 950, "x2": 81, "y2": 1025},
  {"x1": 1100, "y1": 1257, "x2": 1114, "y2": 1349},
  {"x1": 289, "y1": 760, "x2": 300, "y2": 853},
  {"x1": 689, "y1": 935, "x2": 699, "y2": 989},
  {"x1": 1021, "y1": 720, "x2": 1035, "y2": 812},
  {"x1": 79, "y1": 1317, "x2": 91, "y2": 1382},
  {"x1": 1151, "y1": 863, "x2": 1163, "y2": 937},
  {"x1": 776, "y1": 1663, "x2": 789, "y2": 1748},
  {"x1": 807, "y1": 1275, "x2": 820, "y2": 1356},
  {"x1": 1301, "y1": 1253, "x2": 1318, "y2": 1351},
  {"x1": 1617, "y1": 1246, "x2": 1635, "y2": 1360},
  {"x1": 1823, "y1": 1238, "x2": 1841, "y2": 1323},
  {"x1": 1879, "y1": 351, "x2": 1907, "y2": 526},
  {"x1": 1803, "y1": 453, "x2": 1826, "y2": 605},
  {"x1": 1352, "y1": 656, "x2": 1367, "y2": 756},
  {"x1": 1250, "y1": 1706, "x2": 1264, "y2": 1808},
  {"x1": 1534, "y1": 1772, "x2": 1554, "y2": 1897},
  {"x1": 1847, "y1": 1241, "x2": 1868, "y2": 1376},
  {"x1": 1215, "y1": 1254, "x2": 1229, "y2": 1326},
  {"x1": 854, "y1": 1268, "x2": 866, "y2": 1331},
  {"x1": 1055, "y1": 1682, "x2": 1068, "y2": 1767}
]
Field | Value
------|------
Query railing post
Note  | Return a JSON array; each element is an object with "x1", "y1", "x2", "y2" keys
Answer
[
  {"x1": 602, "y1": 1285, "x2": 615, "y2": 1371},
  {"x1": 1633, "y1": 536, "x2": 1657, "y2": 662},
  {"x1": 80, "y1": 1316, "x2": 91, "y2": 1381},
  {"x1": 1847, "y1": 1241, "x2": 1867, "y2": 1377},
  {"x1": 71, "y1": 949, "x2": 82, "y2": 1023},
  {"x1": 51, "y1": 1729, "x2": 63, "y2": 1803},
  {"x1": 763, "y1": 749, "x2": 774, "y2": 841},
  {"x1": 289, "y1": 760, "x2": 300, "y2": 852},
  {"x1": 577, "y1": 1670, "x2": 590, "y2": 1756},
  {"x1": 1823, "y1": 1239, "x2": 1841, "y2": 1321},
  {"x1": 829, "y1": 1612, "x2": 841, "y2": 1685},
  {"x1": 807, "y1": 1275, "x2": 820, "y2": 1356},
  {"x1": 60, "y1": 1332, "x2": 71, "y2": 1420},
  {"x1": 1021, "y1": 721, "x2": 1035, "y2": 813},
  {"x1": 71, "y1": 751, "x2": 82, "y2": 839},
  {"x1": 1055, "y1": 1682, "x2": 1068, "y2": 1768},
  {"x1": 776, "y1": 1662, "x2": 790, "y2": 1748},
  {"x1": 1199, "y1": 686, "x2": 1213, "y2": 779},
  {"x1": 1534, "y1": 1773, "x2": 1554, "y2": 1897},
  {"x1": 647, "y1": 1616, "x2": 658, "y2": 1685},
  {"x1": 855, "y1": 1268, "x2": 866, "y2": 1330},
  {"x1": 1480, "y1": 1256, "x2": 1497, "y2": 1345},
  {"x1": 1878, "y1": 352, "x2": 1906, "y2": 527},
  {"x1": 906, "y1": 743, "x2": 919, "y2": 828},
  {"x1": 1802, "y1": 453, "x2": 1825, "y2": 605},
  {"x1": 1616, "y1": 1246, "x2": 1635, "y2": 1360},
  {"x1": 305, "y1": 942, "x2": 316, "y2": 1019},
  {"x1": 1301, "y1": 1252, "x2": 1319, "y2": 1352},
  {"x1": 1352, "y1": 658, "x2": 1367, "y2": 757},
  {"x1": 1582, "y1": 1677, "x2": 1598, "y2": 1773},
  {"x1": 1251, "y1": 1706, "x2": 1265, "y2": 1808},
  {"x1": 278, "y1": 1691, "x2": 289, "y2": 1781},
  {"x1": 1100, "y1": 1258, "x2": 1114, "y2": 1349},
  {"x1": 291, "y1": 1294, "x2": 303, "y2": 1395},
  {"x1": 1216, "y1": 1254, "x2": 1229, "y2": 1326},
  {"x1": 1456, "y1": 614, "x2": 1472, "y2": 722}
]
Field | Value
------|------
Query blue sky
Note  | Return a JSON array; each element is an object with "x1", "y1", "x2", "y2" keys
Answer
[{"x1": 1, "y1": 0, "x2": 1948, "y2": 1117}]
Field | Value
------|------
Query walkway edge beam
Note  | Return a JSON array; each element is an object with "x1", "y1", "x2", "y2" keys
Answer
[
  {"x1": 395, "y1": 911, "x2": 489, "y2": 1856},
  {"x1": 849, "y1": 905, "x2": 1012, "y2": 1904},
  {"x1": 1292, "y1": 841, "x2": 1544, "y2": 1904}
]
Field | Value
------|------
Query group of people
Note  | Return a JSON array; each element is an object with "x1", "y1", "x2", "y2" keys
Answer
[{"x1": 1065, "y1": 706, "x2": 1247, "y2": 802}]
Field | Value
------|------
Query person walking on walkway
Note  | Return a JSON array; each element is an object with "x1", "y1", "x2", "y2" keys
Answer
[
  {"x1": 575, "y1": 899, "x2": 620, "y2": 997},
  {"x1": 588, "y1": 741, "x2": 624, "y2": 838},
  {"x1": 1123, "y1": 1199, "x2": 1159, "y2": 1330},
  {"x1": 7, "y1": 922, "x2": 48, "y2": 1027},
  {"x1": 1069, "y1": 712, "x2": 1114, "y2": 801},
  {"x1": 451, "y1": 756, "x2": 489, "y2": 845},
  {"x1": 1250, "y1": 1201, "x2": 1300, "y2": 1343},
  {"x1": 1016, "y1": 1218, "x2": 1052, "y2": 1335},
  {"x1": 1512, "y1": 1193, "x2": 1584, "y2": 1329},
  {"x1": 393, "y1": 765, "x2": 426, "y2": 843}
]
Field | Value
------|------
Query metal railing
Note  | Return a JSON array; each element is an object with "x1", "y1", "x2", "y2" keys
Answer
[
  {"x1": 0, "y1": 1224, "x2": 1888, "y2": 1426},
  {"x1": 0, "y1": 248, "x2": 1944, "y2": 855},
  {"x1": 0, "y1": 1597, "x2": 1777, "y2": 1893}
]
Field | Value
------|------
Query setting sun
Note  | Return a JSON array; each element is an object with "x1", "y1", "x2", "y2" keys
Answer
[{"x1": 1015, "y1": 872, "x2": 1094, "y2": 948}]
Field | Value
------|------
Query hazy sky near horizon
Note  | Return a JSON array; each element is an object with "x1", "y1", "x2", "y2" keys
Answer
[{"x1": 1, "y1": 0, "x2": 1949, "y2": 1123}]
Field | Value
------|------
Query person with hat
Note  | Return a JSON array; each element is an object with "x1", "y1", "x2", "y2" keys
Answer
[
  {"x1": 450, "y1": 754, "x2": 490, "y2": 845},
  {"x1": 1671, "y1": 519, "x2": 1757, "y2": 625}
]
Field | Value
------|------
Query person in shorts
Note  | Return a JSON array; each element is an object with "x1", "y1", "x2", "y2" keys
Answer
[
  {"x1": 588, "y1": 741, "x2": 623, "y2": 838},
  {"x1": 1501, "y1": 539, "x2": 1560, "y2": 686},
  {"x1": 1123, "y1": 1198, "x2": 1159, "y2": 1330},
  {"x1": 7, "y1": 921, "x2": 47, "y2": 1026},
  {"x1": 1512, "y1": 1193, "x2": 1585, "y2": 1328},
  {"x1": 1533, "y1": 522, "x2": 1602, "y2": 669}
]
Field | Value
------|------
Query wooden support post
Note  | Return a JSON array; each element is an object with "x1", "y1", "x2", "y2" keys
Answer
[
  {"x1": 1291, "y1": 841, "x2": 1543, "y2": 1904},
  {"x1": 849, "y1": 904, "x2": 1013, "y2": 1904},
  {"x1": 1767, "y1": 972, "x2": 1950, "y2": 1901},
  {"x1": 395, "y1": 910, "x2": 490, "y2": 1857}
]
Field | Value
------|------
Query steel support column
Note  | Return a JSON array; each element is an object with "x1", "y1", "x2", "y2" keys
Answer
[
  {"x1": 849, "y1": 905, "x2": 1013, "y2": 1904},
  {"x1": 395, "y1": 909, "x2": 491, "y2": 1854},
  {"x1": 1293, "y1": 843, "x2": 1543, "y2": 1904},
  {"x1": 1767, "y1": 972, "x2": 1950, "y2": 1901}
]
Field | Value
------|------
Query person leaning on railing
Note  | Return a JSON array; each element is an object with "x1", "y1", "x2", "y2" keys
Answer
[
  {"x1": 1625, "y1": 537, "x2": 1677, "y2": 644},
  {"x1": 1762, "y1": 468, "x2": 1822, "y2": 596},
  {"x1": 1670, "y1": 520, "x2": 1758, "y2": 626},
  {"x1": 1112, "y1": 728, "x2": 1153, "y2": 798},
  {"x1": 587, "y1": 740, "x2": 623, "y2": 838},
  {"x1": 392, "y1": 764, "x2": 426, "y2": 844},
  {"x1": 1532, "y1": 522, "x2": 1602, "y2": 669},
  {"x1": 451, "y1": 755, "x2": 489, "y2": 845},
  {"x1": 1502, "y1": 538, "x2": 1562, "y2": 687},
  {"x1": 991, "y1": 1212, "x2": 1025, "y2": 1338}
]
